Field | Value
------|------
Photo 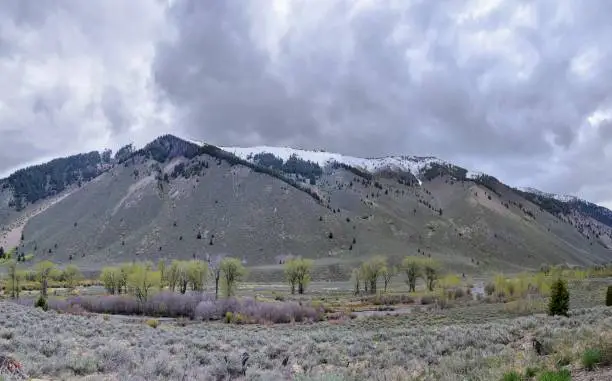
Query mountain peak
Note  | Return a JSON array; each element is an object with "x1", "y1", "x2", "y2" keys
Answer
[
  {"x1": 517, "y1": 187, "x2": 579, "y2": 203},
  {"x1": 220, "y1": 145, "x2": 449, "y2": 178}
]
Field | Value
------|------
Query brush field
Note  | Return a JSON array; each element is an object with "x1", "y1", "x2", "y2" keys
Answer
[{"x1": 0, "y1": 278, "x2": 611, "y2": 381}]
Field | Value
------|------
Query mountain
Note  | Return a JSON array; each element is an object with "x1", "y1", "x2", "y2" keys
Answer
[{"x1": 1, "y1": 134, "x2": 610, "y2": 280}]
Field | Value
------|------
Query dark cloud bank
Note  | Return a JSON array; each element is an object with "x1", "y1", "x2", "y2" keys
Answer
[{"x1": 1, "y1": 0, "x2": 612, "y2": 207}]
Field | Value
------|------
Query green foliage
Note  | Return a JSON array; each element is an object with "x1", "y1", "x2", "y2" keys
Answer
[
  {"x1": 0, "y1": 247, "x2": 14, "y2": 262},
  {"x1": 501, "y1": 371, "x2": 521, "y2": 381},
  {"x1": 359, "y1": 256, "x2": 387, "y2": 294},
  {"x1": 166, "y1": 260, "x2": 183, "y2": 293},
  {"x1": 422, "y1": 259, "x2": 439, "y2": 292},
  {"x1": 402, "y1": 256, "x2": 422, "y2": 293},
  {"x1": 35, "y1": 295, "x2": 48, "y2": 311},
  {"x1": 6, "y1": 261, "x2": 21, "y2": 299},
  {"x1": 36, "y1": 260, "x2": 56, "y2": 298},
  {"x1": 582, "y1": 348, "x2": 602, "y2": 371},
  {"x1": 100, "y1": 267, "x2": 122, "y2": 294},
  {"x1": 220, "y1": 258, "x2": 246, "y2": 298},
  {"x1": 421, "y1": 162, "x2": 468, "y2": 181},
  {"x1": 157, "y1": 260, "x2": 167, "y2": 290},
  {"x1": 548, "y1": 278, "x2": 570, "y2": 317},
  {"x1": 127, "y1": 263, "x2": 161, "y2": 303},
  {"x1": 186, "y1": 260, "x2": 209, "y2": 292},
  {"x1": 145, "y1": 319, "x2": 160, "y2": 329},
  {"x1": 165, "y1": 260, "x2": 207, "y2": 294},
  {"x1": 6, "y1": 151, "x2": 102, "y2": 209},
  {"x1": 537, "y1": 369, "x2": 570, "y2": 381},
  {"x1": 524, "y1": 367, "x2": 539, "y2": 378},
  {"x1": 284, "y1": 258, "x2": 313, "y2": 294},
  {"x1": 606, "y1": 285, "x2": 612, "y2": 307},
  {"x1": 62, "y1": 265, "x2": 83, "y2": 290}
]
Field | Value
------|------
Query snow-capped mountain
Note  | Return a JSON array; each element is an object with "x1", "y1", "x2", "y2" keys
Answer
[
  {"x1": 202, "y1": 140, "x2": 580, "y2": 204},
  {"x1": 517, "y1": 187, "x2": 579, "y2": 203},
  {"x1": 221, "y1": 145, "x2": 448, "y2": 178}
]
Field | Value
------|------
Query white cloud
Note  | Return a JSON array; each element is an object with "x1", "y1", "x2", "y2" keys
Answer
[{"x1": 2, "y1": 0, "x2": 612, "y2": 208}]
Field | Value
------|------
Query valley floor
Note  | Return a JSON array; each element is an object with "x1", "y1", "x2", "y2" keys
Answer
[{"x1": 0, "y1": 301, "x2": 611, "y2": 381}]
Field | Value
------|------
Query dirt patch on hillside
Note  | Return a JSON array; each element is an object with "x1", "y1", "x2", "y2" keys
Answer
[{"x1": 0, "y1": 191, "x2": 76, "y2": 250}]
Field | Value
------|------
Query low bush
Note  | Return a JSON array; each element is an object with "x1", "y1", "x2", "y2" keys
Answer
[
  {"x1": 599, "y1": 337, "x2": 612, "y2": 366},
  {"x1": 582, "y1": 348, "x2": 602, "y2": 370},
  {"x1": 35, "y1": 295, "x2": 48, "y2": 311},
  {"x1": 501, "y1": 371, "x2": 521, "y2": 381},
  {"x1": 24, "y1": 292, "x2": 324, "y2": 324},
  {"x1": 485, "y1": 282, "x2": 495, "y2": 296},
  {"x1": 524, "y1": 367, "x2": 539, "y2": 378},
  {"x1": 606, "y1": 285, "x2": 612, "y2": 307},
  {"x1": 537, "y1": 369, "x2": 570, "y2": 381},
  {"x1": 146, "y1": 319, "x2": 160, "y2": 329},
  {"x1": 420, "y1": 295, "x2": 437, "y2": 305},
  {"x1": 360, "y1": 294, "x2": 415, "y2": 306}
]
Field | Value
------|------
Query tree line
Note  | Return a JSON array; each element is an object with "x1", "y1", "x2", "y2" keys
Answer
[{"x1": 2, "y1": 255, "x2": 444, "y2": 304}]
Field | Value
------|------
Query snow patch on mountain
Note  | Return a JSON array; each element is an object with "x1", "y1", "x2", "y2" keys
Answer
[
  {"x1": 220, "y1": 145, "x2": 447, "y2": 178},
  {"x1": 466, "y1": 170, "x2": 485, "y2": 180},
  {"x1": 518, "y1": 187, "x2": 578, "y2": 203}
]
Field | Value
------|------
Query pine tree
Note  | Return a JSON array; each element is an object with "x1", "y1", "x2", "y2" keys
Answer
[
  {"x1": 606, "y1": 285, "x2": 612, "y2": 307},
  {"x1": 548, "y1": 278, "x2": 570, "y2": 317}
]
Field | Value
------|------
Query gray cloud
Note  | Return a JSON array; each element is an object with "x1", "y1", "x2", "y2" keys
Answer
[
  {"x1": 2, "y1": 0, "x2": 612, "y2": 208},
  {"x1": 0, "y1": 0, "x2": 169, "y2": 177},
  {"x1": 153, "y1": 0, "x2": 612, "y2": 206}
]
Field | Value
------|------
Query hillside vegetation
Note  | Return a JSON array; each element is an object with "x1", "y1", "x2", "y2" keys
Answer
[{"x1": 0, "y1": 135, "x2": 609, "y2": 276}]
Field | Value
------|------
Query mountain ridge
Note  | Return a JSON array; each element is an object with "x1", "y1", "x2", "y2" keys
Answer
[{"x1": 1, "y1": 134, "x2": 610, "y2": 277}]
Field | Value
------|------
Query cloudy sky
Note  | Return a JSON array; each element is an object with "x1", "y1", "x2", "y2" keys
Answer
[{"x1": 1, "y1": 0, "x2": 612, "y2": 207}]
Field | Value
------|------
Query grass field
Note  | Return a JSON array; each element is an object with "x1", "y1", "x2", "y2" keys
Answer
[{"x1": 0, "y1": 277, "x2": 610, "y2": 380}]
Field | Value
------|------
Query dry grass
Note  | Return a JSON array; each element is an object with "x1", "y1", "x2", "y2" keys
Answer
[{"x1": 0, "y1": 298, "x2": 610, "y2": 380}]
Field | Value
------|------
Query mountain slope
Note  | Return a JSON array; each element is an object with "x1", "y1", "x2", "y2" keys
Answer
[{"x1": 1, "y1": 135, "x2": 610, "y2": 280}]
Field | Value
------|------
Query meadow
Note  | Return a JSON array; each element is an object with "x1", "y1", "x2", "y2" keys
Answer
[{"x1": 0, "y1": 258, "x2": 611, "y2": 380}]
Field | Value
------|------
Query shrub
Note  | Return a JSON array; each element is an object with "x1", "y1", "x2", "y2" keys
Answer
[
  {"x1": 485, "y1": 282, "x2": 495, "y2": 296},
  {"x1": 537, "y1": 369, "x2": 570, "y2": 381},
  {"x1": 606, "y1": 285, "x2": 612, "y2": 306},
  {"x1": 453, "y1": 287, "x2": 465, "y2": 299},
  {"x1": 361, "y1": 294, "x2": 415, "y2": 306},
  {"x1": 146, "y1": 319, "x2": 160, "y2": 329},
  {"x1": 582, "y1": 348, "x2": 602, "y2": 370},
  {"x1": 548, "y1": 278, "x2": 569, "y2": 317},
  {"x1": 599, "y1": 337, "x2": 612, "y2": 366},
  {"x1": 524, "y1": 367, "x2": 539, "y2": 378},
  {"x1": 35, "y1": 295, "x2": 48, "y2": 311},
  {"x1": 501, "y1": 371, "x2": 521, "y2": 381},
  {"x1": 420, "y1": 295, "x2": 436, "y2": 305},
  {"x1": 40, "y1": 292, "x2": 324, "y2": 324}
]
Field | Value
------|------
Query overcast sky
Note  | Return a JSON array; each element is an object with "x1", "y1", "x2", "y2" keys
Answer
[{"x1": 1, "y1": 0, "x2": 612, "y2": 207}]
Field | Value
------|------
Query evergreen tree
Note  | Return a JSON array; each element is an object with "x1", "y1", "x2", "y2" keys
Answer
[
  {"x1": 606, "y1": 285, "x2": 612, "y2": 307},
  {"x1": 548, "y1": 278, "x2": 570, "y2": 317}
]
